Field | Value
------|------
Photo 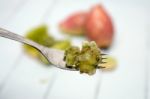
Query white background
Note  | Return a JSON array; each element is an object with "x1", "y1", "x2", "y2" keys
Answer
[{"x1": 0, "y1": 0, "x2": 149, "y2": 99}]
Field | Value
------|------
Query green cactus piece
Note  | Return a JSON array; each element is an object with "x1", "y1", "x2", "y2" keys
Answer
[{"x1": 64, "y1": 41, "x2": 101, "y2": 75}]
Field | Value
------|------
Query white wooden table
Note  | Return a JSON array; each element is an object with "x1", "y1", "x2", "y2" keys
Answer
[{"x1": 0, "y1": 0, "x2": 149, "y2": 99}]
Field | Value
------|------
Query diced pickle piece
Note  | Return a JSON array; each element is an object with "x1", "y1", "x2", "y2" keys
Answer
[
  {"x1": 64, "y1": 41, "x2": 101, "y2": 75},
  {"x1": 79, "y1": 65, "x2": 96, "y2": 75},
  {"x1": 77, "y1": 41, "x2": 101, "y2": 75},
  {"x1": 64, "y1": 46, "x2": 80, "y2": 68}
]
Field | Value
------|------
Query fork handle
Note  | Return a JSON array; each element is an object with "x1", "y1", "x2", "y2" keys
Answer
[{"x1": 0, "y1": 27, "x2": 44, "y2": 51}]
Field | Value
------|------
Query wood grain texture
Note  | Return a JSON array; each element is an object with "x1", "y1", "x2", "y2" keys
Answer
[{"x1": 0, "y1": 0, "x2": 149, "y2": 99}]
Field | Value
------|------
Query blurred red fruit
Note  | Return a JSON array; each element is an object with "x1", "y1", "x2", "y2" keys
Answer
[
  {"x1": 59, "y1": 12, "x2": 87, "y2": 35},
  {"x1": 85, "y1": 5, "x2": 114, "y2": 48}
]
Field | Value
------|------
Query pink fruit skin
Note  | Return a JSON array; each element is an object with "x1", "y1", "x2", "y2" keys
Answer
[
  {"x1": 86, "y1": 5, "x2": 114, "y2": 48},
  {"x1": 59, "y1": 12, "x2": 87, "y2": 35}
]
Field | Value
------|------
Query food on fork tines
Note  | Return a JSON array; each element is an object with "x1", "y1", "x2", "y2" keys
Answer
[
  {"x1": 64, "y1": 41, "x2": 102, "y2": 75},
  {"x1": 64, "y1": 41, "x2": 116, "y2": 75}
]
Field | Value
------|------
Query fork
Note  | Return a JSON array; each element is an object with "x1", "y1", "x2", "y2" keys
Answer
[
  {"x1": 0, "y1": 28, "x2": 76, "y2": 70},
  {"x1": 0, "y1": 28, "x2": 107, "y2": 71}
]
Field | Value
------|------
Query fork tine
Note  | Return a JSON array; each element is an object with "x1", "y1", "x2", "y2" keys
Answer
[
  {"x1": 101, "y1": 61, "x2": 107, "y2": 64},
  {"x1": 101, "y1": 54, "x2": 107, "y2": 63},
  {"x1": 97, "y1": 66, "x2": 106, "y2": 69},
  {"x1": 101, "y1": 57, "x2": 107, "y2": 60},
  {"x1": 101, "y1": 53, "x2": 107, "y2": 55}
]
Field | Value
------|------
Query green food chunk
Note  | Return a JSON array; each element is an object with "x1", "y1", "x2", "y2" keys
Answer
[
  {"x1": 64, "y1": 46, "x2": 80, "y2": 68},
  {"x1": 23, "y1": 25, "x2": 71, "y2": 65},
  {"x1": 25, "y1": 25, "x2": 55, "y2": 47},
  {"x1": 77, "y1": 41, "x2": 101, "y2": 75},
  {"x1": 64, "y1": 41, "x2": 101, "y2": 75}
]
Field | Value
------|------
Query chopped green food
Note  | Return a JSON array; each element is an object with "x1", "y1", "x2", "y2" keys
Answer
[
  {"x1": 64, "y1": 46, "x2": 80, "y2": 69},
  {"x1": 64, "y1": 41, "x2": 102, "y2": 75},
  {"x1": 23, "y1": 25, "x2": 71, "y2": 65},
  {"x1": 25, "y1": 25, "x2": 55, "y2": 47}
]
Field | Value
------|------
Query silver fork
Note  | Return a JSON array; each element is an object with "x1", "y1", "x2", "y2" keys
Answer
[
  {"x1": 0, "y1": 28, "x2": 108, "y2": 71},
  {"x1": 0, "y1": 27, "x2": 77, "y2": 71}
]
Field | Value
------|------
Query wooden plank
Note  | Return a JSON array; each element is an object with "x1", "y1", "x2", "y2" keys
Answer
[
  {"x1": 0, "y1": 0, "x2": 25, "y2": 24},
  {"x1": 0, "y1": 0, "x2": 56, "y2": 99},
  {"x1": 45, "y1": 1, "x2": 149, "y2": 99},
  {"x1": 0, "y1": 0, "x2": 149, "y2": 99}
]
